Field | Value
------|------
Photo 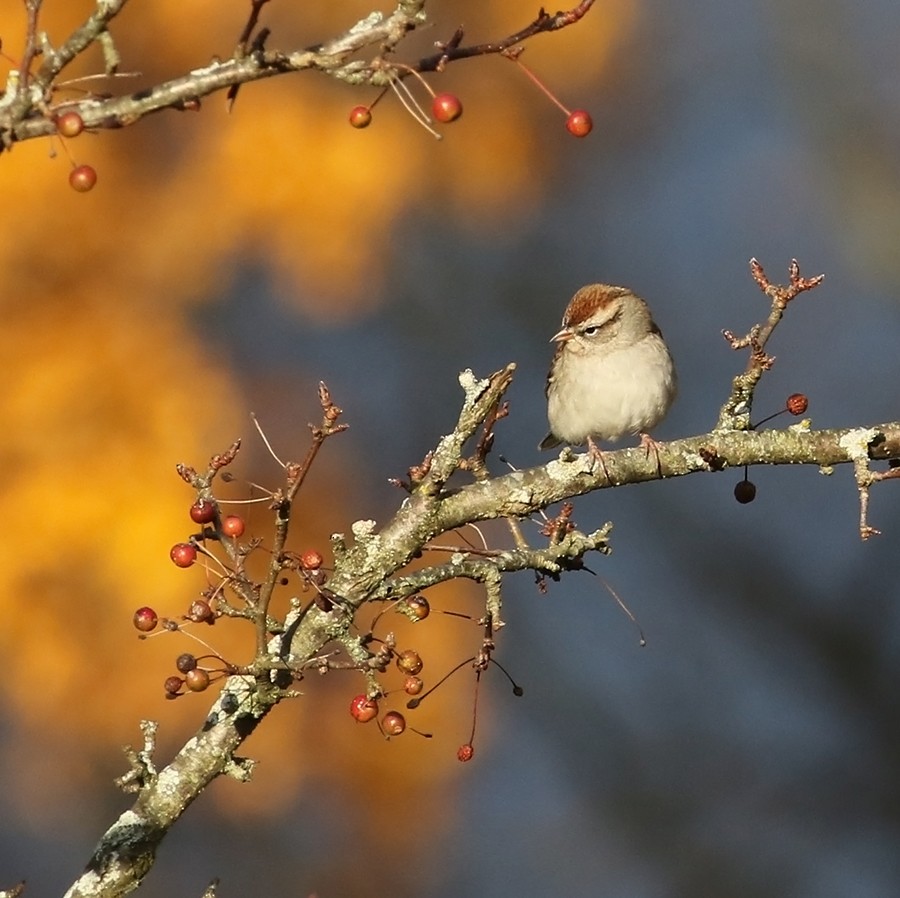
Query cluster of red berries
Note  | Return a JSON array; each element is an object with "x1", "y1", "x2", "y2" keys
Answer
[
  {"x1": 348, "y1": 59, "x2": 592, "y2": 140},
  {"x1": 349, "y1": 696, "x2": 409, "y2": 735},
  {"x1": 734, "y1": 393, "x2": 809, "y2": 504},
  {"x1": 349, "y1": 89, "x2": 464, "y2": 134},
  {"x1": 131, "y1": 497, "x2": 257, "y2": 697},
  {"x1": 168, "y1": 500, "x2": 246, "y2": 568},
  {"x1": 136, "y1": 478, "x2": 479, "y2": 756},
  {"x1": 189, "y1": 497, "x2": 245, "y2": 538},
  {"x1": 134, "y1": 489, "x2": 340, "y2": 700},
  {"x1": 348, "y1": 619, "x2": 432, "y2": 737}
]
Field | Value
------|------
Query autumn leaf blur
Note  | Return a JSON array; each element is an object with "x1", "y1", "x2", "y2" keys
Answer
[{"x1": 0, "y1": 0, "x2": 634, "y2": 830}]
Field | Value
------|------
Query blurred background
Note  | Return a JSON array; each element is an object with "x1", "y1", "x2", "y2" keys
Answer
[{"x1": 2, "y1": 1, "x2": 900, "y2": 895}]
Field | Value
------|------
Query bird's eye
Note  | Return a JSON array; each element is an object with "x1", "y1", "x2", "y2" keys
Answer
[{"x1": 582, "y1": 325, "x2": 600, "y2": 336}]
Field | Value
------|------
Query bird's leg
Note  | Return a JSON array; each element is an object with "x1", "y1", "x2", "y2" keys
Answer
[{"x1": 587, "y1": 436, "x2": 613, "y2": 483}]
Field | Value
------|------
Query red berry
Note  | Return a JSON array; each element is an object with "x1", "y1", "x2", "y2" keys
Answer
[
  {"x1": 381, "y1": 711, "x2": 406, "y2": 736},
  {"x1": 403, "y1": 595, "x2": 430, "y2": 620},
  {"x1": 133, "y1": 606, "x2": 159, "y2": 632},
  {"x1": 189, "y1": 499, "x2": 217, "y2": 524},
  {"x1": 170, "y1": 542, "x2": 197, "y2": 567},
  {"x1": 734, "y1": 479, "x2": 757, "y2": 504},
  {"x1": 403, "y1": 676, "x2": 424, "y2": 696},
  {"x1": 349, "y1": 105, "x2": 372, "y2": 128},
  {"x1": 184, "y1": 668, "x2": 210, "y2": 692},
  {"x1": 565, "y1": 110, "x2": 593, "y2": 138},
  {"x1": 300, "y1": 549, "x2": 324, "y2": 570},
  {"x1": 220, "y1": 514, "x2": 245, "y2": 538},
  {"x1": 396, "y1": 649, "x2": 423, "y2": 676},
  {"x1": 432, "y1": 92, "x2": 463, "y2": 123},
  {"x1": 56, "y1": 110, "x2": 84, "y2": 138},
  {"x1": 457, "y1": 743, "x2": 474, "y2": 762},
  {"x1": 350, "y1": 694, "x2": 379, "y2": 723},
  {"x1": 69, "y1": 164, "x2": 97, "y2": 192},
  {"x1": 786, "y1": 393, "x2": 808, "y2": 416}
]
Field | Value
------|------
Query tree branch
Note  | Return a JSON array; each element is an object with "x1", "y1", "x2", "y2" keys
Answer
[
  {"x1": 0, "y1": 1, "x2": 596, "y2": 150},
  {"x1": 64, "y1": 677, "x2": 277, "y2": 898},
  {"x1": 63, "y1": 355, "x2": 900, "y2": 897}
]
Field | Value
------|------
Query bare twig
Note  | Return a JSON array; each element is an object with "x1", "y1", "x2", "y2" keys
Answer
[
  {"x1": 716, "y1": 258, "x2": 825, "y2": 431},
  {"x1": 416, "y1": 1, "x2": 597, "y2": 71},
  {"x1": 226, "y1": 0, "x2": 273, "y2": 110},
  {"x1": 254, "y1": 382, "x2": 347, "y2": 653}
]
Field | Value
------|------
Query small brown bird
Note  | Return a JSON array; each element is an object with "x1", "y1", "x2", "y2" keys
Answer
[{"x1": 540, "y1": 283, "x2": 676, "y2": 468}]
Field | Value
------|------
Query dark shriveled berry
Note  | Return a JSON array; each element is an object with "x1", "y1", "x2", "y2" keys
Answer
[
  {"x1": 187, "y1": 599, "x2": 214, "y2": 623},
  {"x1": 734, "y1": 479, "x2": 757, "y2": 504},
  {"x1": 176, "y1": 653, "x2": 198, "y2": 673}
]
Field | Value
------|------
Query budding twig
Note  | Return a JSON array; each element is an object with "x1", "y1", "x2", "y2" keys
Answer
[{"x1": 716, "y1": 258, "x2": 824, "y2": 432}]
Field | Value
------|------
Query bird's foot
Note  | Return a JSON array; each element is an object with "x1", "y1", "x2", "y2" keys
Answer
[
  {"x1": 587, "y1": 436, "x2": 613, "y2": 483},
  {"x1": 639, "y1": 432, "x2": 664, "y2": 477}
]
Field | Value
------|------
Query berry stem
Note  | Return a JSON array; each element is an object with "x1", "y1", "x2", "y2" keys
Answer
[
  {"x1": 391, "y1": 62, "x2": 437, "y2": 98},
  {"x1": 368, "y1": 85, "x2": 390, "y2": 110},
  {"x1": 510, "y1": 57, "x2": 571, "y2": 115},
  {"x1": 388, "y1": 75, "x2": 442, "y2": 140}
]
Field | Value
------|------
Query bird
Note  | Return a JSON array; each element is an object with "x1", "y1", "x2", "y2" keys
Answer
[{"x1": 539, "y1": 283, "x2": 676, "y2": 475}]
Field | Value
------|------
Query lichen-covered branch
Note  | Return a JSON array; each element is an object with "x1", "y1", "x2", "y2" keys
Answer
[
  {"x1": 64, "y1": 678, "x2": 277, "y2": 898},
  {"x1": 63, "y1": 359, "x2": 900, "y2": 896}
]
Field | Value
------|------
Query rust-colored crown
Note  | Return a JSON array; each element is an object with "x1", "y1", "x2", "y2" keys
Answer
[{"x1": 562, "y1": 284, "x2": 632, "y2": 327}]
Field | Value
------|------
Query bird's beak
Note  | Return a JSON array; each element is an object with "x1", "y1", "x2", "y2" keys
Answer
[{"x1": 550, "y1": 327, "x2": 573, "y2": 344}]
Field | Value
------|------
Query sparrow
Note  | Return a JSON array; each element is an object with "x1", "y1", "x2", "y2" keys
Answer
[{"x1": 539, "y1": 283, "x2": 676, "y2": 473}]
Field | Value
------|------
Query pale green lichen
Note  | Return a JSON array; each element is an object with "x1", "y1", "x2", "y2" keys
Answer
[
  {"x1": 458, "y1": 368, "x2": 489, "y2": 405},
  {"x1": 351, "y1": 519, "x2": 377, "y2": 540},
  {"x1": 545, "y1": 450, "x2": 593, "y2": 479},
  {"x1": 507, "y1": 487, "x2": 534, "y2": 506},
  {"x1": 839, "y1": 427, "x2": 878, "y2": 460},
  {"x1": 348, "y1": 11, "x2": 384, "y2": 33}
]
